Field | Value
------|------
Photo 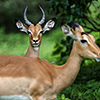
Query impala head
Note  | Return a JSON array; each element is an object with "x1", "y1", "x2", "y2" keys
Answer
[
  {"x1": 15, "y1": 6, "x2": 55, "y2": 50},
  {"x1": 61, "y1": 22, "x2": 100, "y2": 62}
]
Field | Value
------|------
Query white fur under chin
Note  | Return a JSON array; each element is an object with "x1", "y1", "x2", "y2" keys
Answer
[
  {"x1": 29, "y1": 96, "x2": 33, "y2": 100},
  {"x1": 34, "y1": 47, "x2": 39, "y2": 51},
  {"x1": 95, "y1": 57, "x2": 100, "y2": 62},
  {"x1": 0, "y1": 95, "x2": 29, "y2": 100}
]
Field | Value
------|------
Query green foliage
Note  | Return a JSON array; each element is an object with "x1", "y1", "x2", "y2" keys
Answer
[
  {"x1": 46, "y1": 0, "x2": 96, "y2": 24},
  {"x1": 96, "y1": 38, "x2": 100, "y2": 47},
  {"x1": 56, "y1": 94, "x2": 70, "y2": 100},
  {"x1": 52, "y1": 36, "x2": 73, "y2": 65},
  {"x1": 0, "y1": 27, "x2": 28, "y2": 56},
  {"x1": 58, "y1": 80, "x2": 100, "y2": 100},
  {"x1": 46, "y1": 0, "x2": 100, "y2": 34},
  {"x1": 76, "y1": 61, "x2": 100, "y2": 84}
]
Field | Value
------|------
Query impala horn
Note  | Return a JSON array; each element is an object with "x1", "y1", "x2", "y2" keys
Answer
[
  {"x1": 38, "y1": 6, "x2": 45, "y2": 25},
  {"x1": 24, "y1": 6, "x2": 32, "y2": 26}
]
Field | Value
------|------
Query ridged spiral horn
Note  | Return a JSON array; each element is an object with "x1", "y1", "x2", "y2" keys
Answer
[
  {"x1": 24, "y1": 6, "x2": 32, "y2": 26},
  {"x1": 38, "y1": 6, "x2": 45, "y2": 25}
]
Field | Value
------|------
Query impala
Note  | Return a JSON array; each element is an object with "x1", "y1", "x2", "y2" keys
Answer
[
  {"x1": 15, "y1": 6, "x2": 55, "y2": 58},
  {"x1": 0, "y1": 22, "x2": 100, "y2": 100}
]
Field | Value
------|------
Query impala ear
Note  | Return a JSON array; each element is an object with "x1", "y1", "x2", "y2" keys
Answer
[
  {"x1": 61, "y1": 23, "x2": 77, "y2": 39},
  {"x1": 61, "y1": 23, "x2": 70, "y2": 35},
  {"x1": 15, "y1": 19, "x2": 28, "y2": 33},
  {"x1": 42, "y1": 18, "x2": 56, "y2": 33}
]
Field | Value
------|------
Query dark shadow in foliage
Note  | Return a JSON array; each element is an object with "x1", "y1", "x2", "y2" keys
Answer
[
  {"x1": 52, "y1": 36, "x2": 73, "y2": 65},
  {"x1": 46, "y1": 0, "x2": 100, "y2": 33}
]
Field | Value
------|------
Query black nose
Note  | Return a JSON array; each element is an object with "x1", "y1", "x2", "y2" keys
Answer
[{"x1": 33, "y1": 39, "x2": 38, "y2": 42}]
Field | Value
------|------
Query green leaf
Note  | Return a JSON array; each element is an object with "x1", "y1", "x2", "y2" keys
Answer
[
  {"x1": 61, "y1": 94, "x2": 65, "y2": 99},
  {"x1": 57, "y1": 95, "x2": 61, "y2": 99}
]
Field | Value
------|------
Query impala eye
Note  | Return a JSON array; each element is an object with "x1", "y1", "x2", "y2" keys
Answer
[
  {"x1": 80, "y1": 39, "x2": 87, "y2": 43},
  {"x1": 27, "y1": 30, "x2": 31, "y2": 34}
]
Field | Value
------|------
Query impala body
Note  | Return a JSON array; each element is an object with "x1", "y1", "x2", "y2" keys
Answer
[
  {"x1": 16, "y1": 6, "x2": 55, "y2": 58},
  {"x1": 0, "y1": 22, "x2": 100, "y2": 100}
]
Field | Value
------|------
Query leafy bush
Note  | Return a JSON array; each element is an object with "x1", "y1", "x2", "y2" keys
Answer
[
  {"x1": 46, "y1": 0, "x2": 100, "y2": 33},
  {"x1": 96, "y1": 38, "x2": 100, "y2": 47},
  {"x1": 56, "y1": 94, "x2": 70, "y2": 100},
  {"x1": 76, "y1": 61, "x2": 100, "y2": 84},
  {"x1": 58, "y1": 80, "x2": 100, "y2": 100},
  {"x1": 52, "y1": 36, "x2": 73, "y2": 65}
]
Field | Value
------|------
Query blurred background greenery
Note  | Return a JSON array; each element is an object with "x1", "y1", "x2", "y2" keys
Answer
[{"x1": 0, "y1": 0, "x2": 100, "y2": 100}]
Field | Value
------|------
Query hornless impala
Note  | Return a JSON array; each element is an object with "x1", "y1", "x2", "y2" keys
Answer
[
  {"x1": 0, "y1": 22, "x2": 100, "y2": 100},
  {"x1": 15, "y1": 6, "x2": 55, "y2": 57}
]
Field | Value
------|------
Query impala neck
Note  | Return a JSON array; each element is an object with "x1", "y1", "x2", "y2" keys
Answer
[
  {"x1": 54, "y1": 42, "x2": 83, "y2": 94},
  {"x1": 24, "y1": 43, "x2": 39, "y2": 58}
]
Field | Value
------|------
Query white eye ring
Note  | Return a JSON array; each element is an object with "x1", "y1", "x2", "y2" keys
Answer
[
  {"x1": 80, "y1": 37, "x2": 90, "y2": 44},
  {"x1": 27, "y1": 30, "x2": 32, "y2": 34},
  {"x1": 39, "y1": 30, "x2": 43, "y2": 34}
]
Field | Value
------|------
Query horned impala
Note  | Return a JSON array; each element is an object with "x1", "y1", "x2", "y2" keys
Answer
[
  {"x1": 0, "y1": 22, "x2": 100, "y2": 100},
  {"x1": 15, "y1": 6, "x2": 55, "y2": 58}
]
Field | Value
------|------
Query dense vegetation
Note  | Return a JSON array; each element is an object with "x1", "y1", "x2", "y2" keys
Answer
[
  {"x1": 0, "y1": 0, "x2": 100, "y2": 100},
  {"x1": 46, "y1": 0, "x2": 100, "y2": 33}
]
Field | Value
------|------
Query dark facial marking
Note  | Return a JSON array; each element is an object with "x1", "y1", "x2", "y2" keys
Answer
[
  {"x1": 39, "y1": 30, "x2": 43, "y2": 34},
  {"x1": 27, "y1": 31, "x2": 31, "y2": 34},
  {"x1": 80, "y1": 39, "x2": 87, "y2": 43},
  {"x1": 81, "y1": 32, "x2": 89, "y2": 36},
  {"x1": 72, "y1": 21, "x2": 80, "y2": 30}
]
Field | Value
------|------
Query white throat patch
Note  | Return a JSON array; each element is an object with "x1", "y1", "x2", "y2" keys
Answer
[{"x1": 34, "y1": 47, "x2": 39, "y2": 51}]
